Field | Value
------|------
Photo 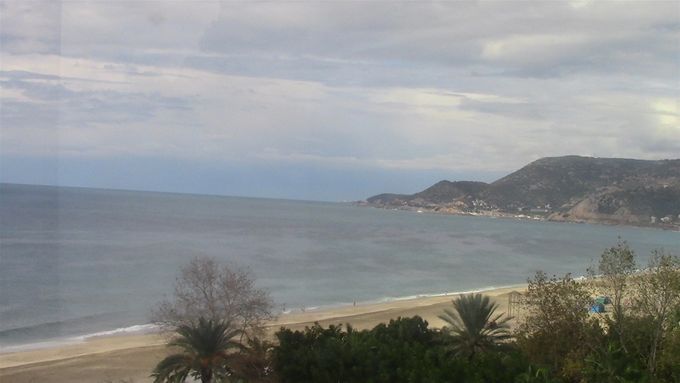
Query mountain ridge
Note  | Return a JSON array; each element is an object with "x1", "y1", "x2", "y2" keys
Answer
[{"x1": 363, "y1": 156, "x2": 680, "y2": 228}]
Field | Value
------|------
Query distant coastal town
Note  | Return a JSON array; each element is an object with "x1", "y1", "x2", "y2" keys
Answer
[{"x1": 360, "y1": 156, "x2": 680, "y2": 231}]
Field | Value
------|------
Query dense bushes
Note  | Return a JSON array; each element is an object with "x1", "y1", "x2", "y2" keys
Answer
[
  {"x1": 152, "y1": 245, "x2": 680, "y2": 382},
  {"x1": 271, "y1": 312, "x2": 679, "y2": 383},
  {"x1": 270, "y1": 245, "x2": 680, "y2": 383},
  {"x1": 273, "y1": 317, "x2": 529, "y2": 383}
]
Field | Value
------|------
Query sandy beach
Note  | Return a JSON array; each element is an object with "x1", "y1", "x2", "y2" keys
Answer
[{"x1": 0, "y1": 285, "x2": 525, "y2": 383}]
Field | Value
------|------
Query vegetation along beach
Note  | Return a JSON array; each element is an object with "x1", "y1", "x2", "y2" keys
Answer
[{"x1": 2, "y1": 240, "x2": 680, "y2": 382}]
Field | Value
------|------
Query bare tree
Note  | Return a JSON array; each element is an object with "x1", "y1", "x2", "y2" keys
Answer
[{"x1": 152, "y1": 257, "x2": 275, "y2": 337}]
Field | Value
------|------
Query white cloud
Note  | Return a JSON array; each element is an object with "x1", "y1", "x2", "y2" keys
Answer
[{"x1": 1, "y1": 0, "x2": 678, "y2": 180}]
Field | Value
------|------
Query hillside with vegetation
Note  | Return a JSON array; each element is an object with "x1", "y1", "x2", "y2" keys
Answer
[{"x1": 364, "y1": 156, "x2": 680, "y2": 228}]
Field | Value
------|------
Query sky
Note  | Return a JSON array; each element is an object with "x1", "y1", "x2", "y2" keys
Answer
[{"x1": 1, "y1": 1, "x2": 678, "y2": 201}]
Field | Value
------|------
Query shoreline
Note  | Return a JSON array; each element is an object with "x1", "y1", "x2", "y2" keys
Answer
[
  {"x1": 0, "y1": 284, "x2": 520, "y2": 355},
  {"x1": 0, "y1": 284, "x2": 526, "y2": 381},
  {"x1": 360, "y1": 203, "x2": 680, "y2": 232}
]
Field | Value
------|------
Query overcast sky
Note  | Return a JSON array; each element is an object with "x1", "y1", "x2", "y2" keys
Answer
[{"x1": 1, "y1": 1, "x2": 678, "y2": 201}]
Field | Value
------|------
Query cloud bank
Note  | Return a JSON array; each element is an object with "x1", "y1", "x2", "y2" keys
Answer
[{"x1": 1, "y1": 1, "x2": 678, "y2": 199}]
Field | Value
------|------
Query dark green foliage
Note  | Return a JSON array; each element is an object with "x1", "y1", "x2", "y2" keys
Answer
[
  {"x1": 463, "y1": 349, "x2": 531, "y2": 383},
  {"x1": 438, "y1": 293, "x2": 512, "y2": 359},
  {"x1": 578, "y1": 313, "x2": 672, "y2": 382},
  {"x1": 271, "y1": 268, "x2": 679, "y2": 383},
  {"x1": 514, "y1": 366, "x2": 557, "y2": 383},
  {"x1": 582, "y1": 342, "x2": 646, "y2": 383},
  {"x1": 230, "y1": 336, "x2": 278, "y2": 383},
  {"x1": 152, "y1": 318, "x2": 243, "y2": 383},
  {"x1": 656, "y1": 327, "x2": 680, "y2": 382},
  {"x1": 273, "y1": 316, "x2": 529, "y2": 383}
]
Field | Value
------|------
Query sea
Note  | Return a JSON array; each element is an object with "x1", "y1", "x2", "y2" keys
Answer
[{"x1": 1, "y1": 183, "x2": 679, "y2": 351}]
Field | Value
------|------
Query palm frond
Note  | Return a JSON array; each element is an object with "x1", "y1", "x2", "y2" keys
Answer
[
  {"x1": 151, "y1": 354, "x2": 192, "y2": 383},
  {"x1": 440, "y1": 293, "x2": 513, "y2": 358},
  {"x1": 154, "y1": 317, "x2": 244, "y2": 383}
]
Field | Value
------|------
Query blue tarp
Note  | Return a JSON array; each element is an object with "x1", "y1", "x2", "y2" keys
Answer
[{"x1": 590, "y1": 303, "x2": 605, "y2": 313}]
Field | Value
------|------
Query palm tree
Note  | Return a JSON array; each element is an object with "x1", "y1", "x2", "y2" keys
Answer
[
  {"x1": 152, "y1": 318, "x2": 243, "y2": 383},
  {"x1": 438, "y1": 293, "x2": 512, "y2": 359}
]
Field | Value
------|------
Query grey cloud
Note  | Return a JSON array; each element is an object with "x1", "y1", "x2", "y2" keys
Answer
[
  {"x1": 193, "y1": 1, "x2": 678, "y2": 80},
  {"x1": 638, "y1": 137, "x2": 680, "y2": 154},
  {"x1": 1, "y1": 74, "x2": 191, "y2": 126},
  {"x1": 0, "y1": 1, "x2": 62, "y2": 54},
  {"x1": 0, "y1": 70, "x2": 63, "y2": 81},
  {"x1": 85, "y1": 0, "x2": 670, "y2": 93},
  {"x1": 458, "y1": 98, "x2": 544, "y2": 120},
  {"x1": 1, "y1": 99, "x2": 59, "y2": 129},
  {"x1": 3, "y1": 2, "x2": 672, "y2": 86},
  {"x1": 0, "y1": 1, "x2": 677, "y2": 179},
  {"x1": 0, "y1": 70, "x2": 132, "y2": 86}
]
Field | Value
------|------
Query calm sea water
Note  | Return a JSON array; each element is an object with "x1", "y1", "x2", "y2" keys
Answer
[{"x1": 1, "y1": 183, "x2": 679, "y2": 349}]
